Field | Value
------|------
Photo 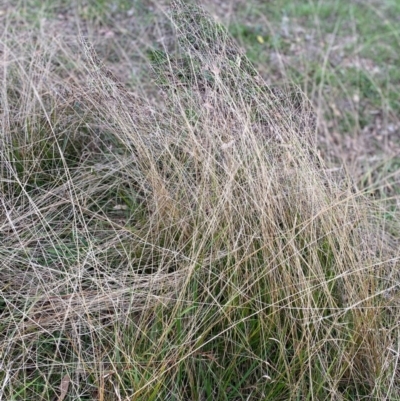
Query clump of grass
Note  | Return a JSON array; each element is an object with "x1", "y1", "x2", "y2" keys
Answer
[{"x1": 1, "y1": 1, "x2": 399, "y2": 400}]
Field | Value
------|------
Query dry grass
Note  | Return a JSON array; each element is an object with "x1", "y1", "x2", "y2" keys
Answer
[{"x1": 1, "y1": 1, "x2": 400, "y2": 400}]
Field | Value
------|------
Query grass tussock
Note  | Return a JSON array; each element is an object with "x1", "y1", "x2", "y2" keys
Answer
[{"x1": 1, "y1": 2, "x2": 400, "y2": 400}]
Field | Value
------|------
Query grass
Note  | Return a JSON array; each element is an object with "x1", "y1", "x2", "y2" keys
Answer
[
  {"x1": 227, "y1": 0, "x2": 400, "y2": 175},
  {"x1": 1, "y1": 0, "x2": 400, "y2": 400}
]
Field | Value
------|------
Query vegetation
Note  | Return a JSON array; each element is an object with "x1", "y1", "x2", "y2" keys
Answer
[{"x1": 1, "y1": 1, "x2": 399, "y2": 400}]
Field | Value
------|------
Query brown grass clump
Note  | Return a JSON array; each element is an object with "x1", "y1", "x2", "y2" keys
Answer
[{"x1": 1, "y1": 2, "x2": 399, "y2": 400}]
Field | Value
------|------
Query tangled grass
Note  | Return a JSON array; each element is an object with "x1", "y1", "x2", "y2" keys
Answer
[{"x1": 1, "y1": 2, "x2": 399, "y2": 400}]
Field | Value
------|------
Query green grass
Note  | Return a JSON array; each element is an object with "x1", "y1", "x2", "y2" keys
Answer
[
  {"x1": 228, "y1": 0, "x2": 400, "y2": 174},
  {"x1": 1, "y1": 1, "x2": 400, "y2": 400}
]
